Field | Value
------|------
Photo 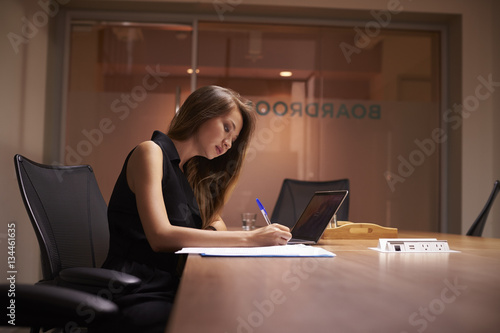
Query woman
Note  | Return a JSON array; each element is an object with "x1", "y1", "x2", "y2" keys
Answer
[{"x1": 100, "y1": 86, "x2": 291, "y2": 332}]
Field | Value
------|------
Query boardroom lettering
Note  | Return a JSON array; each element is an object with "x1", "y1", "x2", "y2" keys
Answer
[{"x1": 255, "y1": 101, "x2": 381, "y2": 119}]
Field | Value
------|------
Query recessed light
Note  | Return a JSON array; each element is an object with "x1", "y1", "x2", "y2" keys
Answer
[
  {"x1": 280, "y1": 71, "x2": 293, "y2": 77},
  {"x1": 187, "y1": 68, "x2": 200, "y2": 74}
]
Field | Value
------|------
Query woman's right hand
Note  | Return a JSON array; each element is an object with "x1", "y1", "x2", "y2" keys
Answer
[{"x1": 250, "y1": 224, "x2": 292, "y2": 246}]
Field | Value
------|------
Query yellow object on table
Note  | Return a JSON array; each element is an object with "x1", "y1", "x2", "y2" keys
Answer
[{"x1": 321, "y1": 221, "x2": 398, "y2": 240}]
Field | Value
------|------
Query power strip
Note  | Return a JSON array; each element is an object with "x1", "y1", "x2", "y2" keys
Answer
[{"x1": 373, "y1": 238, "x2": 456, "y2": 253}]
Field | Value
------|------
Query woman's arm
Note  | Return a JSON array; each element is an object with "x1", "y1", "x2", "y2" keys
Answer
[{"x1": 127, "y1": 141, "x2": 291, "y2": 252}]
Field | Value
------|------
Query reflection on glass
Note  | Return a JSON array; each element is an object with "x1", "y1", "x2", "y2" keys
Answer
[
  {"x1": 197, "y1": 22, "x2": 440, "y2": 231},
  {"x1": 65, "y1": 19, "x2": 440, "y2": 232},
  {"x1": 66, "y1": 21, "x2": 193, "y2": 201}
]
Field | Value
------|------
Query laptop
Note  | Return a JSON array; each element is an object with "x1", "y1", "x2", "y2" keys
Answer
[{"x1": 287, "y1": 190, "x2": 348, "y2": 244}]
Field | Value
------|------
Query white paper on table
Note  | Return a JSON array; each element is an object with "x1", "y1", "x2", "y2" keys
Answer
[{"x1": 175, "y1": 244, "x2": 335, "y2": 257}]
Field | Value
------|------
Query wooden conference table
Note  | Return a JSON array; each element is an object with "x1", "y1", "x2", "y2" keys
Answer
[{"x1": 165, "y1": 231, "x2": 500, "y2": 333}]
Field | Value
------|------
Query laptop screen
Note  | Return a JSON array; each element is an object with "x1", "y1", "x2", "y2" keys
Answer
[{"x1": 291, "y1": 190, "x2": 348, "y2": 242}]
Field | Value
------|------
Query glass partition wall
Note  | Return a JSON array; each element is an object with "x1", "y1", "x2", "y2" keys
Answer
[
  {"x1": 65, "y1": 19, "x2": 441, "y2": 231},
  {"x1": 66, "y1": 21, "x2": 193, "y2": 202}
]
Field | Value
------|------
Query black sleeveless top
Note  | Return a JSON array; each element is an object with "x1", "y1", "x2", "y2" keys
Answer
[{"x1": 102, "y1": 131, "x2": 202, "y2": 300}]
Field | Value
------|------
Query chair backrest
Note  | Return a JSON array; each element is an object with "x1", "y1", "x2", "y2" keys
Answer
[
  {"x1": 14, "y1": 154, "x2": 109, "y2": 281},
  {"x1": 271, "y1": 178, "x2": 350, "y2": 228},
  {"x1": 466, "y1": 180, "x2": 500, "y2": 237}
]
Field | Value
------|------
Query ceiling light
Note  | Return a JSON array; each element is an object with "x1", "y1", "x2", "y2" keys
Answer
[
  {"x1": 280, "y1": 71, "x2": 293, "y2": 77},
  {"x1": 187, "y1": 68, "x2": 200, "y2": 74}
]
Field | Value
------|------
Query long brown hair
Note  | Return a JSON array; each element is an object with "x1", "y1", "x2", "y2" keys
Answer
[{"x1": 168, "y1": 86, "x2": 256, "y2": 228}]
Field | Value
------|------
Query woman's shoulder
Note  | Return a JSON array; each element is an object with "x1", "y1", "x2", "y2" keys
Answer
[
  {"x1": 127, "y1": 141, "x2": 163, "y2": 192},
  {"x1": 128, "y1": 141, "x2": 163, "y2": 170},
  {"x1": 136, "y1": 140, "x2": 161, "y2": 153}
]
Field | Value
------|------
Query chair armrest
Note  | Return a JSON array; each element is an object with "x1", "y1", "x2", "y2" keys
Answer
[
  {"x1": 59, "y1": 267, "x2": 141, "y2": 293},
  {"x1": 1, "y1": 284, "x2": 118, "y2": 328}
]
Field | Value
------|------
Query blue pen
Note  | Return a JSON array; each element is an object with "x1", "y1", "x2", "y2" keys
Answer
[{"x1": 256, "y1": 198, "x2": 272, "y2": 225}]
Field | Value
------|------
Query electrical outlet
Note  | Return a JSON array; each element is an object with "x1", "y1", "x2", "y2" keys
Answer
[
  {"x1": 385, "y1": 240, "x2": 450, "y2": 252},
  {"x1": 371, "y1": 238, "x2": 458, "y2": 253}
]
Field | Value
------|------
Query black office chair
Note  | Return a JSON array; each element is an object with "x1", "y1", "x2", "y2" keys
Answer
[
  {"x1": 271, "y1": 178, "x2": 350, "y2": 228},
  {"x1": 14, "y1": 154, "x2": 141, "y2": 332},
  {"x1": 1, "y1": 284, "x2": 118, "y2": 331},
  {"x1": 466, "y1": 180, "x2": 500, "y2": 237}
]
